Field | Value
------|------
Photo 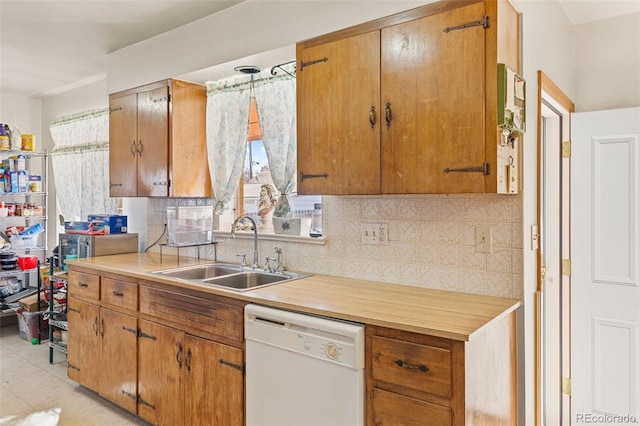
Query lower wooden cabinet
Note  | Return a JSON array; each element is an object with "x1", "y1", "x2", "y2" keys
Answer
[
  {"x1": 67, "y1": 297, "x2": 138, "y2": 413},
  {"x1": 137, "y1": 319, "x2": 244, "y2": 426},
  {"x1": 366, "y1": 310, "x2": 517, "y2": 425}
]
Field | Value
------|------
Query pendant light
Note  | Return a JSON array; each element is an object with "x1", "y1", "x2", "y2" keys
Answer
[{"x1": 234, "y1": 66, "x2": 263, "y2": 141}]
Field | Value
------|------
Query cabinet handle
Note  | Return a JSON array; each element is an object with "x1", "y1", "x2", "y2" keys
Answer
[
  {"x1": 369, "y1": 105, "x2": 376, "y2": 129},
  {"x1": 130, "y1": 140, "x2": 136, "y2": 156},
  {"x1": 137, "y1": 140, "x2": 143, "y2": 157},
  {"x1": 176, "y1": 343, "x2": 183, "y2": 369},
  {"x1": 99, "y1": 319, "x2": 105, "y2": 338},
  {"x1": 185, "y1": 348, "x2": 192, "y2": 373},
  {"x1": 92, "y1": 317, "x2": 99, "y2": 335},
  {"x1": 78, "y1": 282, "x2": 89, "y2": 288},
  {"x1": 112, "y1": 290, "x2": 124, "y2": 297},
  {"x1": 219, "y1": 359, "x2": 245, "y2": 372},
  {"x1": 395, "y1": 359, "x2": 429, "y2": 372},
  {"x1": 385, "y1": 102, "x2": 392, "y2": 128}
]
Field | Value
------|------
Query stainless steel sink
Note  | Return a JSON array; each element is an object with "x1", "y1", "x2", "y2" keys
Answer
[
  {"x1": 155, "y1": 263, "x2": 241, "y2": 280},
  {"x1": 152, "y1": 263, "x2": 311, "y2": 291}
]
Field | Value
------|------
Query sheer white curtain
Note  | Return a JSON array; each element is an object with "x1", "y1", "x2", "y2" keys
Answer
[
  {"x1": 254, "y1": 74, "x2": 296, "y2": 217},
  {"x1": 49, "y1": 108, "x2": 116, "y2": 221},
  {"x1": 206, "y1": 79, "x2": 251, "y2": 214}
]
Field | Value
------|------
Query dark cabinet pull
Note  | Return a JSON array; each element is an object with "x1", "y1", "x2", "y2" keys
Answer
[
  {"x1": 369, "y1": 105, "x2": 376, "y2": 129},
  {"x1": 300, "y1": 172, "x2": 329, "y2": 181},
  {"x1": 385, "y1": 102, "x2": 392, "y2": 128},
  {"x1": 137, "y1": 140, "x2": 143, "y2": 156},
  {"x1": 185, "y1": 348, "x2": 192, "y2": 373},
  {"x1": 99, "y1": 319, "x2": 105, "y2": 338},
  {"x1": 219, "y1": 359, "x2": 245, "y2": 372},
  {"x1": 130, "y1": 140, "x2": 136, "y2": 156},
  {"x1": 395, "y1": 359, "x2": 429, "y2": 372},
  {"x1": 78, "y1": 282, "x2": 89, "y2": 288},
  {"x1": 92, "y1": 317, "x2": 99, "y2": 335},
  {"x1": 176, "y1": 343, "x2": 183, "y2": 369},
  {"x1": 112, "y1": 291, "x2": 124, "y2": 297}
]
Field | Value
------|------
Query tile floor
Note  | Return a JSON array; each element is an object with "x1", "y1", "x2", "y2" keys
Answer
[{"x1": 0, "y1": 321, "x2": 148, "y2": 425}]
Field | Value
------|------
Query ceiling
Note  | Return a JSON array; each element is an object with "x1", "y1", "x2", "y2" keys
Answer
[{"x1": 1, "y1": 0, "x2": 638, "y2": 100}]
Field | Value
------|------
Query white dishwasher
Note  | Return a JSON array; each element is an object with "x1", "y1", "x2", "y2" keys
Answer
[{"x1": 245, "y1": 304, "x2": 365, "y2": 426}]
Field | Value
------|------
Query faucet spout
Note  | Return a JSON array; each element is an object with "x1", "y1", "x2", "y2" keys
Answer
[{"x1": 231, "y1": 216, "x2": 259, "y2": 269}]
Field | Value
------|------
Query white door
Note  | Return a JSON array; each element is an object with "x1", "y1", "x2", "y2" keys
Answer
[{"x1": 572, "y1": 107, "x2": 640, "y2": 425}]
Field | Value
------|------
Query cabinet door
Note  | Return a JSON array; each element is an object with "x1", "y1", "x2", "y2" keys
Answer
[
  {"x1": 184, "y1": 335, "x2": 244, "y2": 426},
  {"x1": 297, "y1": 31, "x2": 381, "y2": 195},
  {"x1": 99, "y1": 308, "x2": 138, "y2": 413},
  {"x1": 137, "y1": 86, "x2": 170, "y2": 197},
  {"x1": 381, "y1": 2, "x2": 486, "y2": 193},
  {"x1": 138, "y1": 320, "x2": 184, "y2": 426},
  {"x1": 67, "y1": 297, "x2": 100, "y2": 391},
  {"x1": 109, "y1": 93, "x2": 138, "y2": 197}
]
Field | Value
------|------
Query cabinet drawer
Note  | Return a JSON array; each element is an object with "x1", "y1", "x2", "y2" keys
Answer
[
  {"x1": 371, "y1": 335, "x2": 452, "y2": 398},
  {"x1": 371, "y1": 388, "x2": 451, "y2": 426},
  {"x1": 68, "y1": 270, "x2": 100, "y2": 301},
  {"x1": 101, "y1": 278, "x2": 138, "y2": 311},
  {"x1": 139, "y1": 285, "x2": 244, "y2": 343}
]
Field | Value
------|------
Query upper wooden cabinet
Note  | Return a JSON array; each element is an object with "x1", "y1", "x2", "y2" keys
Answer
[
  {"x1": 297, "y1": 0, "x2": 521, "y2": 195},
  {"x1": 109, "y1": 79, "x2": 211, "y2": 197}
]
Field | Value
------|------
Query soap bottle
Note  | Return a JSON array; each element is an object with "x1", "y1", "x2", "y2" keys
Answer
[{"x1": 309, "y1": 203, "x2": 322, "y2": 237}]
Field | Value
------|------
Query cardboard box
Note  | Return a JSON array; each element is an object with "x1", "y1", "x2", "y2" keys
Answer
[
  {"x1": 87, "y1": 214, "x2": 127, "y2": 233},
  {"x1": 16, "y1": 309, "x2": 48, "y2": 341},
  {"x1": 18, "y1": 292, "x2": 48, "y2": 312}
]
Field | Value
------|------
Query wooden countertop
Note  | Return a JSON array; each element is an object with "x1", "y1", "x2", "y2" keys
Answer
[{"x1": 68, "y1": 252, "x2": 520, "y2": 342}]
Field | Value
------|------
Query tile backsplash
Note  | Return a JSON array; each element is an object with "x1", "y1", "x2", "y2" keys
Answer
[{"x1": 145, "y1": 194, "x2": 523, "y2": 299}]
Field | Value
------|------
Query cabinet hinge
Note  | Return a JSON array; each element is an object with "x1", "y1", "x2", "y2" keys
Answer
[
  {"x1": 122, "y1": 325, "x2": 137, "y2": 335},
  {"x1": 443, "y1": 15, "x2": 489, "y2": 33},
  {"x1": 299, "y1": 57, "x2": 328, "y2": 72},
  {"x1": 562, "y1": 141, "x2": 571, "y2": 158},
  {"x1": 219, "y1": 358, "x2": 245, "y2": 372},
  {"x1": 562, "y1": 259, "x2": 571, "y2": 276},
  {"x1": 109, "y1": 107, "x2": 122, "y2": 114},
  {"x1": 562, "y1": 377, "x2": 572, "y2": 396},
  {"x1": 121, "y1": 390, "x2": 137, "y2": 401},
  {"x1": 138, "y1": 330, "x2": 157, "y2": 340},
  {"x1": 152, "y1": 96, "x2": 169, "y2": 103}
]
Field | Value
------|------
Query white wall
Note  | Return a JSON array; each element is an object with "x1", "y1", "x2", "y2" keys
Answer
[
  {"x1": 573, "y1": 12, "x2": 640, "y2": 111},
  {"x1": 0, "y1": 94, "x2": 42, "y2": 139}
]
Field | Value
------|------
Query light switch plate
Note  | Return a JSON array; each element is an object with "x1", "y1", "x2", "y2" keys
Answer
[{"x1": 475, "y1": 225, "x2": 492, "y2": 253}]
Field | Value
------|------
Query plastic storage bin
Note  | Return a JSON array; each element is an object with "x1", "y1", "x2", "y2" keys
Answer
[
  {"x1": 16, "y1": 309, "x2": 48, "y2": 341},
  {"x1": 167, "y1": 206, "x2": 213, "y2": 246}
]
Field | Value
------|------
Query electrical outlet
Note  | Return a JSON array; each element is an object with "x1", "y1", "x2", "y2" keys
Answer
[
  {"x1": 475, "y1": 225, "x2": 493, "y2": 253},
  {"x1": 361, "y1": 223, "x2": 389, "y2": 245}
]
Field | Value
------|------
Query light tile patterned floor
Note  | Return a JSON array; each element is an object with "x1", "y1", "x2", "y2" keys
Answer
[{"x1": 0, "y1": 322, "x2": 148, "y2": 426}]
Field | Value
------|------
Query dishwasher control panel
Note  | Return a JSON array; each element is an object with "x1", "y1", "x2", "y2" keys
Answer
[
  {"x1": 245, "y1": 304, "x2": 364, "y2": 369},
  {"x1": 295, "y1": 332, "x2": 353, "y2": 364}
]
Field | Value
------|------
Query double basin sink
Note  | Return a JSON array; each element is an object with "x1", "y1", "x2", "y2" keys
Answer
[{"x1": 152, "y1": 262, "x2": 311, "y2": 292}]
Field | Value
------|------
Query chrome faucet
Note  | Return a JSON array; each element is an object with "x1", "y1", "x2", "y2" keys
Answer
[{"x1": 231, "y1": 216, "x2": 259, "y2": 269}]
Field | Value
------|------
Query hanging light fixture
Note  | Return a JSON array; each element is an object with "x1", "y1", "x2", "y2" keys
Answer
[{"x1": 234, "y1": 65, "x2": 263, "y2": 141}]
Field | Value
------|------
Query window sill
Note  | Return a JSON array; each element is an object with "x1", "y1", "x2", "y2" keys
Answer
[{"x1": 213, "y1": 231, "x2": 327, "y2": 245}]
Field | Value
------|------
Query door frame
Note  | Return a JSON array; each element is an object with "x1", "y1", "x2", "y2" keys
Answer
[{"x1": 535, "y1": 71, "x2": 575, "y2": 425}]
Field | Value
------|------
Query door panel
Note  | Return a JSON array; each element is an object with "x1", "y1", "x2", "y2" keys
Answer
[
  {"x1": 138, "y1": 320, "x2": 184, "y2": 426},
  {"x1": 100, "y1": 308, "x2": 137, "y2": 413},
  {"x1": 137, "y1": 86, "x2": 169, "y2": 197},
  {"x1": 184, "y1": 335, "x2": 244, "y2": 426},
  {"x1": 381, "y1": 2, "x2": 485, "y2": 194},
  {"x1": 572, "y1": 107, "x2": 640, "y2": 424},
  {"x1": 297, "y1": 31, "x2": 381, "y2": 195},
  {"x1": 67, "y1": 297, "x2": 100, "y2": 391},
  {"x1": 109, "y1": 93, "x2": 137, "y2": 197}
]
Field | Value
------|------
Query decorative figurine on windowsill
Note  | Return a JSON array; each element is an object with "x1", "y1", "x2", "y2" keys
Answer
[{"x1": 257, "y1": 184, "x2": 276, "y2": 232}]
